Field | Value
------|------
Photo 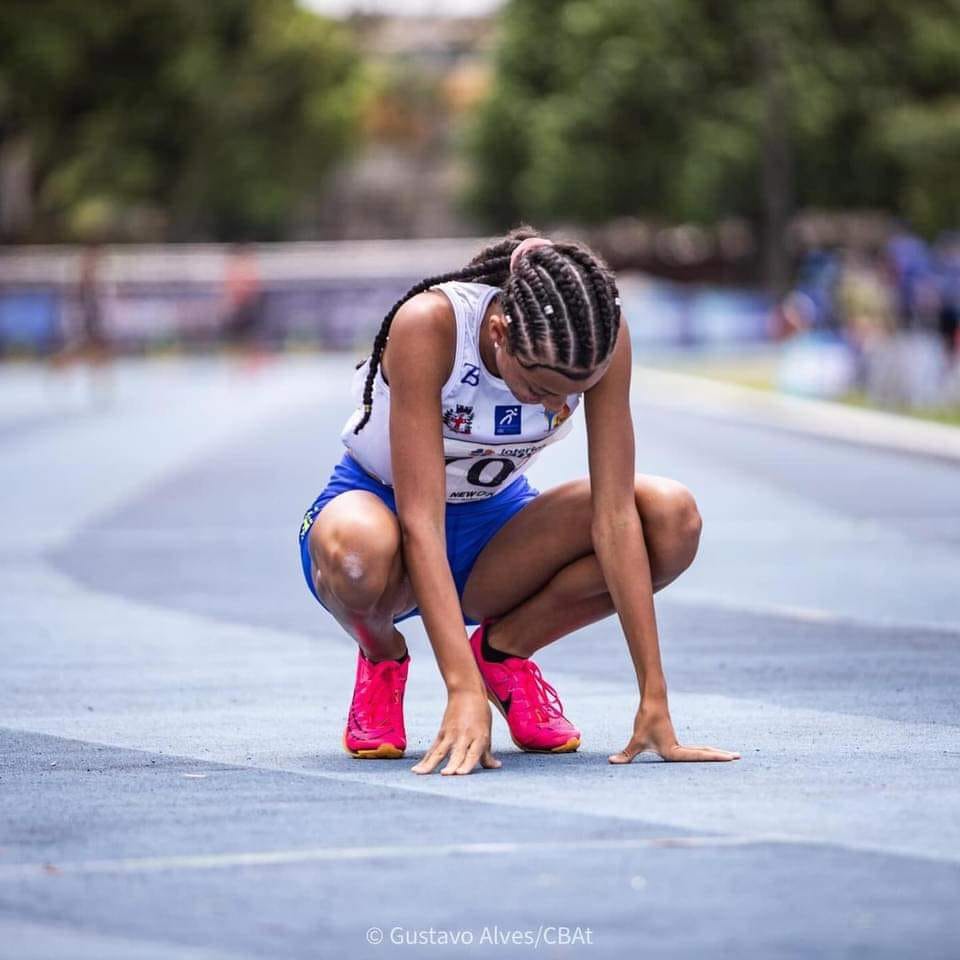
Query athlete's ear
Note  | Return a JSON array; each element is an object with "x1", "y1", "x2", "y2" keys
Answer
[{"x1": 489, "y1": 314, "x2": 508, "y2": 351}]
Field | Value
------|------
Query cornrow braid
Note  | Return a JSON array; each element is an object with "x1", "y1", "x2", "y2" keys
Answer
[
  {"x1": 560, "y1": 244, "x2": 621, "y2": 362},
  {"x1": 535, "y1": 246, "x2": 596, "y2": 369},
  {"x1": 516, "y1": 256, "x2": 571, "y2": 359},
  {"x1": 511, "y1": 268, "x2": 551, "y2": 358},
  {"x1": 350, "y1": 226, "x2": 622, "y2": 434},
  {"x1": 526, "y1": 261, "x2": 572, "y2": 366}
]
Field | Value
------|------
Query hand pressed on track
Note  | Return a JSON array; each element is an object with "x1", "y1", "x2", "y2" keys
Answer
[
  {"x1": 609, "y1": 700, "x2": 740, "y2": 764},
  {"x1": 411, "y1": 688, "x2": 501, "y2": 775}
]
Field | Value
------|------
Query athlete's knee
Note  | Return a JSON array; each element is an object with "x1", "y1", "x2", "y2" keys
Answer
[
  {"x1": 673, "y1": 486, "x2": 702, "y2": 552},
  {"x1": 665, "y1": 487, "x2": 701, "y2": 569},
  {"x1": 640, "y1": 480, "x2": 702, "y2": 561},
  {"x1": 311, "y1": 520, "x2": 401, "y2": 615}
]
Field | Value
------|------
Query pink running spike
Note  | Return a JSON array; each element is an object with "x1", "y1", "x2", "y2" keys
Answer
[
  {"x1": 343, "y1": 650, "x2": 409, "y2": 759},
  {"x1": 468, "y1": 618, "x2": 580, "y2": 753}
]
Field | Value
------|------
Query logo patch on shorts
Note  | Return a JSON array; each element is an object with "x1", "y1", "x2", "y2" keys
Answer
[
  {"x1": 494, "y1": 404, "x2": 521, "y2": 435},
  {"x1": 443, "y1": 403, "x2": 474, "y2": 434}
]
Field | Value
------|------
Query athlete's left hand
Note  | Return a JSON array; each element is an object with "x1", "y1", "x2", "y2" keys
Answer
[{"x1": 609, "y1": 700, "x2": 740, "y2": 764}]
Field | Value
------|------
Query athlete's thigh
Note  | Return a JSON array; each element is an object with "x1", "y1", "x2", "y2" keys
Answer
[
  {"x1": 307, "y1": 489, "x2": 416, "y2": 615},
  {"x1": 461, "y1": 477, "x2": 594, "y2": 620},
  {"x1": 460, "y1": 472, "x2": 696, "y2": 619}
]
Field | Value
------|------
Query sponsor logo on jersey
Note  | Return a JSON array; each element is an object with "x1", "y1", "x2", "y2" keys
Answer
[
  {"x1": 544, "y1": 402, "x2": 572, "y2": 431},
  {"x1": 460, "y1": 362, "x2": 481, "y2": 386},
  {"x1": 494, "y1": 404, "x2": 521, "y2": 435},
  {"x1": 442, "y1": 403, "x2": 474, "y2": 434}
]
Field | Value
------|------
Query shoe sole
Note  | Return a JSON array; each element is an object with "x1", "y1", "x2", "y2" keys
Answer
[
  {"x1": 342, "y1": 734, "x2": 405, "y2": 760},
  {"x1": 486, "y1": 691, "x2": 580, "y2": 754}
]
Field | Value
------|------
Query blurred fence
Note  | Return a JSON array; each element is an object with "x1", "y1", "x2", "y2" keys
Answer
[
  {"x1": 0, "y1": 240, "x2": 776, "y2": 356},
  {"x1": 0, "y1": 241, "x2": 471, "y2": 354}
]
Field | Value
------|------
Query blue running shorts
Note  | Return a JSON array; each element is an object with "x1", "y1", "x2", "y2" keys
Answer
[{"x1": 299, "y1": 451, "x2": 540, "y2": 626}]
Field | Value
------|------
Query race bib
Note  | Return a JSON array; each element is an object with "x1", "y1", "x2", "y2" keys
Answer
[{"x1": 442, "y1": 417, "x2": 574, "y2": 501}]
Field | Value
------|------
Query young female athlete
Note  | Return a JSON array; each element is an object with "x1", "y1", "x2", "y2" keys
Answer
[{"x1": 299, "y1": 227, "x2": 740, "y2": 775}]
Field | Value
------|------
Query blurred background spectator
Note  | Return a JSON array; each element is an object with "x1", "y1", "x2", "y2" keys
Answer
[{"x1": 222, "y1": 245, "x2": 264, "y2": 348}]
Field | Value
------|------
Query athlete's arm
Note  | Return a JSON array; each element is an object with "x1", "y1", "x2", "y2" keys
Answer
[
  {"x1": 384, "y1": 293, "x2": 500, "y2": 776},
  {"x1": 584, "y1": 320, "x2": 739, "y2": 764}
]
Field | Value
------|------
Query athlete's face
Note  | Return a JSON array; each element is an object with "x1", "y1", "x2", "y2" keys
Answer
[
  {"x1": 492, "y1": 320, "x2": 609, "y2": 409},
  {"x1": 501, "y1": 354, "x2": 579, "y2": 410}
]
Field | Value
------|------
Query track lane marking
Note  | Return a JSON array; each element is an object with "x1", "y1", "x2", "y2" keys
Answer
[{"x1": 0, "y1": 834, "x2": 806, "y2": 878}]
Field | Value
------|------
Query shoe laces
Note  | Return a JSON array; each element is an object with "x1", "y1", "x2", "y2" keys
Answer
[
  {"x1": 353, "y1": 660, "x2": 403, "y2": 730},
  {"x1": 513, "y1": 659, "x2": 565, "y2": 723}
]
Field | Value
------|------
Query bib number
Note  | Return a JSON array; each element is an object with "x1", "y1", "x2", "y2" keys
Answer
[{"x1": 445, "y1": 455, "x2": 517, "y2": 489}]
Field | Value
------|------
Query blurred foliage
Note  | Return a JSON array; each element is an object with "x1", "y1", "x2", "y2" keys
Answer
[
  {"x1": 0, "y1": 0, "x2": 368, "y2": 240},
  {"x1": 465, "y1": 0, "x2": 960, "y2": 238}
]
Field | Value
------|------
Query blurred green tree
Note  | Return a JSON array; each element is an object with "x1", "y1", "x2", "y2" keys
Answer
[
  {"x1": 0, "y1": 0, "x2": 368, "y2": 240},
  {"x1": 464, "y1": 0, "x2": 960, "y2": 287}
]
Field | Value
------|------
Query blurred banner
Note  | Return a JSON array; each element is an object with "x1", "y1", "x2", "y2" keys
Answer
[
  {"x1": 0, "y1": 241, "x2": 475, "y2": 354},
  {"x1": 0, "y1": 241, "x2": 776, "y2": 356}
]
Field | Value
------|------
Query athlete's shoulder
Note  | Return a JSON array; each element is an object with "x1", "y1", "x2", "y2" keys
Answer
[
  {"x1": 390, "y1": 290, "x2": 455, "y2": 350},
  {"x1": 381, "y1": 290, "x2": 456, "y2": 388}
]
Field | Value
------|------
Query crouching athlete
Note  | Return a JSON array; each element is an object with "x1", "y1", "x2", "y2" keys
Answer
[{"x1": 298, "y1": 227, "x2": 740, "y2": 774}]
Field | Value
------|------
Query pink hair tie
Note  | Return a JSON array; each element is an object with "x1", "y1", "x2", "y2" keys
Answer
[{"x1": 510, "y1": 237, "x2": 553, "y2": 274}]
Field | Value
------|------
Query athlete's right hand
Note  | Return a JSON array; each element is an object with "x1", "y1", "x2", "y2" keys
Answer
[{"x1": 412, "y1": 688, "x2": 501, "y2": 775}]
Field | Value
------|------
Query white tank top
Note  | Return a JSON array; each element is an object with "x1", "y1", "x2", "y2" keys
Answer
[{"x1": 340, "y1": 280, "x2": 580, "y2": 502}]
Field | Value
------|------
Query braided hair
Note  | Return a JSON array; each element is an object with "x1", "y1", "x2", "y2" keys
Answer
[{"x1": 351, "y1": 226, "x2": 621, "y2": 433}]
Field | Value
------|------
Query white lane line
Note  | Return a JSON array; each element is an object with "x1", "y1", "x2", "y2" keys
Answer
[
  {"x1": 663, "y1": 589, "x2": 960, "y2": 636},
  {"x1": 0, "y1": 834, "x2": 799, "y2": 879},
  {"x1": 6, "y1": 718, "x2": 960, "y2": 870}
]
